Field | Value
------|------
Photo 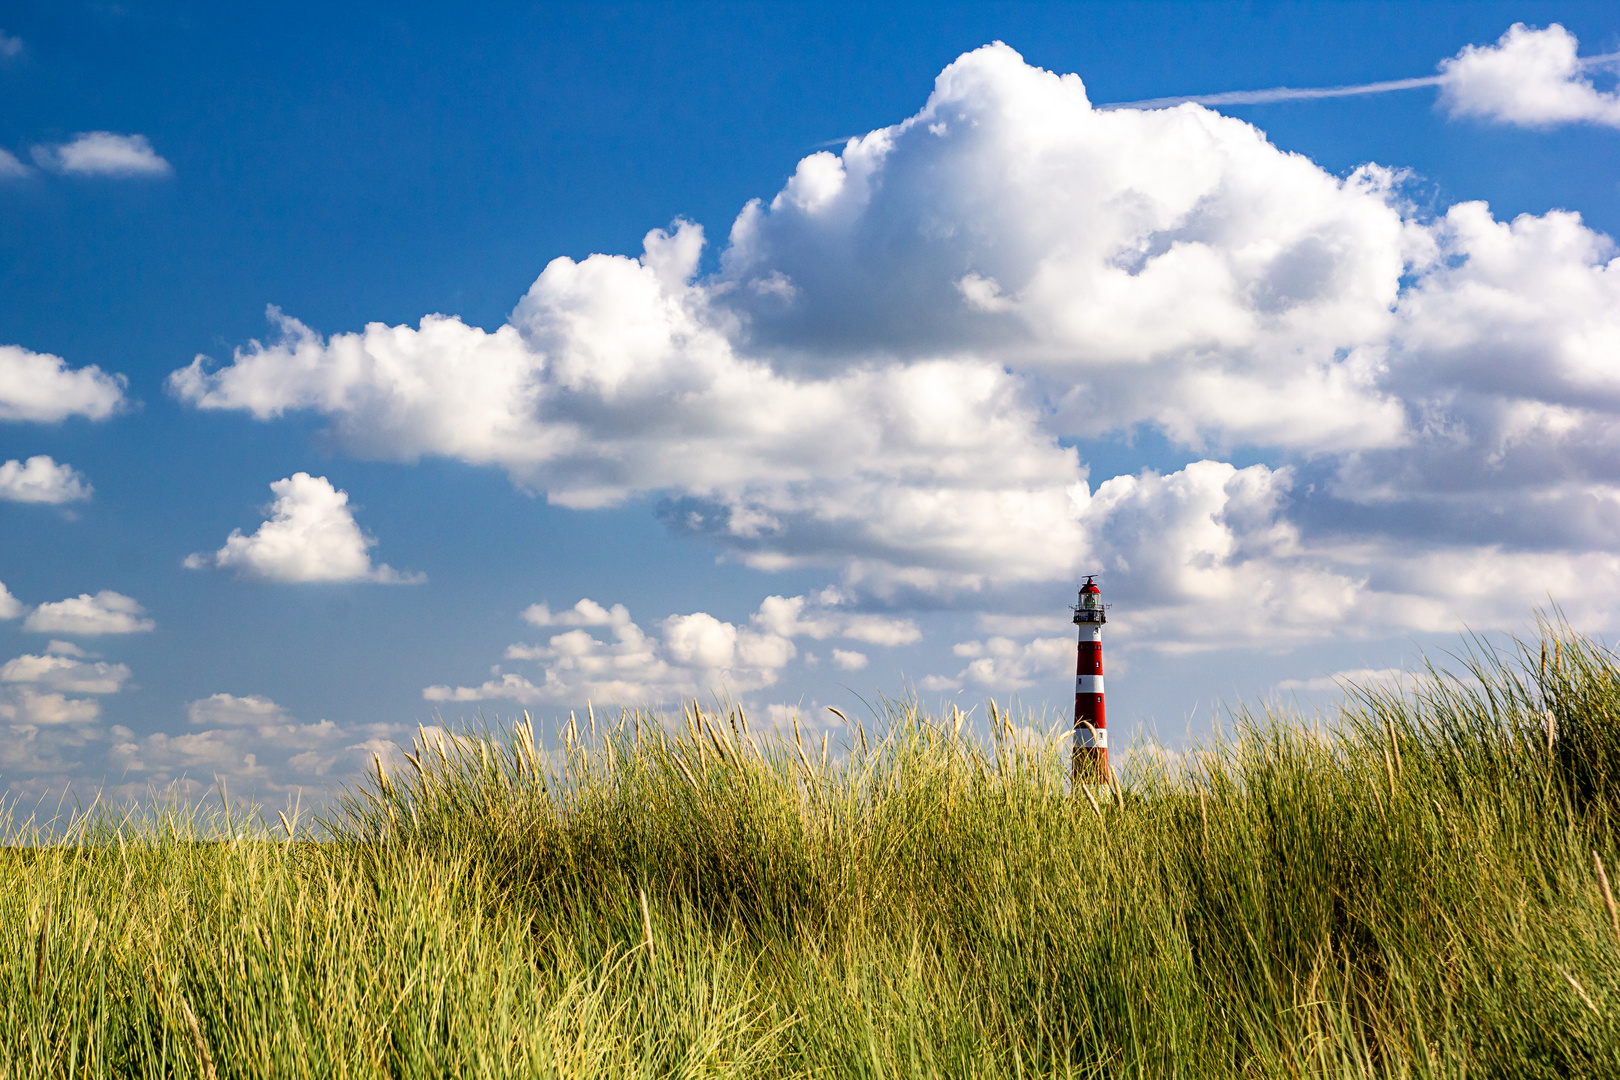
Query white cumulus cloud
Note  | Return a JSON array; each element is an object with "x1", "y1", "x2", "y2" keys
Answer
[
  {"x1": 32, "y1": 132, "x2": 172, "y2": 177},
  {"x1": 0, "y1": 689, "x2": 101, "y2": 726},
  {"x1": 1440, "y1": 23, "x2": 1620, "y2": 128},
  {"x1": 0, "y1": 344, "x2": 127, "y2": 422},
  {"x1": 831, "y1": 649, "x2": 868, "y2": 671},
  {"x1": 0, "y1": 648, "x2": 131, "y2": 695},
  {"x1": 187, "y1": 472, "x2": 423, "y2": 584},
  {"x1": 1, "y1": 647, "x2": 129, "y2": 696},
  {"x1": 24, "y1": 591, "x2": 154, "y2": 636},
  {"x1": 167, "y1": 42, "x2": 1620, "y2": 648},
  {"x1": 0, "y1": 455, "x2": 91, "y2": 504},
  {"x1": 0, "y1": 149, "x2": 28, "y2": 178},
  {"x1": 0, "y1": 581, "x2": 21, "y2": 620}
]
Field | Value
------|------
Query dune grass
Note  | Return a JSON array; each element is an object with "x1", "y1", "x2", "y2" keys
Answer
[{"x1": 5, "y1": 623, "x2": 1620, "y2": 1077}]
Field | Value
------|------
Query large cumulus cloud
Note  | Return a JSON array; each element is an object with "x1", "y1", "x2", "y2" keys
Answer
[{"x1": 169, "y1": 42, "x2": 1620, "y2": 650}]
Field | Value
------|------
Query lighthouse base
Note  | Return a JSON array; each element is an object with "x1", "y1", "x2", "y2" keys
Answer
[{"x1": 1073, "y1": 743, "x2": 1111, "y2": 785}]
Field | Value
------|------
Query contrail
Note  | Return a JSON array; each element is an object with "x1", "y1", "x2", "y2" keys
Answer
[
  {"x1": 1101, "y1": 75, "x2": 1445, "y2": 111},
  {"x1": 1099, "y1": 51, "x2": 1620, "y2": 111}
]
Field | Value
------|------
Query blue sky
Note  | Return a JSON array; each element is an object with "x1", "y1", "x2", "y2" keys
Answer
[{"x1": 4, "y1": 1, "x2": 1620, "y2": 804}]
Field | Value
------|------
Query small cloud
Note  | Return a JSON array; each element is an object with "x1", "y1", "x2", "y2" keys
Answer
[
  {"x1": 920, "y1": 674, "x2": 962, "y2": 692},
  {"x1": 0, "y1": 455, "x2": 91, "y2": 504},
  {"x1": 423, "y1": 673, "x2": 548, "y2": 705},
  {"x1": 189, "y1": 473, "x2": 423, "y2": 584},
  {"x1": 0, "y1": 689, "x2": 100, "y2": 725},
  {"x1": 0, "y1": 651, "x2": 130, "y2": 694},
  {"x1": 32, "y1": 132, "x2": 172, "y2": 177},
  {"x1": 957, "y1": 273, "x2": 1015, "y2": 313},
  {"x1": 185, "y1": 692, "x2": 287, "y2": 727},
  {"x1": 0, "y1": 149, "x2": 28, "y2": 179},
  {"x1": 1276, "y1": 667, "x2": 1413, "y2": 694},
  {"x1": 522, "y1": 599, "x2": 626, "y2": 628},
  {"x1": 0, "y1": 30, "x2": 22, "y2": 60},
  {"x1": 0, "y1": 581, "x2": 21, "y2": 620},
  {"x1": 831, "y1": 648, "x2": 868, "y2": 671},
  {"x1": 1440, "y1": 23, "x2": 1620, "y2": 128},
  {"x1": 23, "y1": 591, "x2": 155, "y2": 636},
  {"x1": 0, "y1": 344, "x2": 128, "y2": 422}
]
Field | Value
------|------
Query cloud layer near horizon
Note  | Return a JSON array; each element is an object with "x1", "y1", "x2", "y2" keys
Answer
[
  {"x1": 424, "y1": 591, "x2": 918, "y2": 707},
  {"x1": 167, "y1": 41, "x2": 1620, "y2": 651}
]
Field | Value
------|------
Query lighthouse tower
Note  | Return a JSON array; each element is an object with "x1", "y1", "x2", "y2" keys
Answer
[{"x1": 1072, "y1": 576, "x2": 1109, "y2": 783}]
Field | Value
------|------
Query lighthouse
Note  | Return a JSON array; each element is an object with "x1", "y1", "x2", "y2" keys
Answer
[{"x1": 1072, "y1": 576, "x2": 1109, "y2": 783}]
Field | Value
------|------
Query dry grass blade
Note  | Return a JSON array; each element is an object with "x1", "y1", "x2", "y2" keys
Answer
[
  {"x1": 180, "y1": 994, "x2": 218, "y2": 1080},
  {"x1": 1596, "y1": 851, "x2": 1619, "y2": 941},
  {"x1": 1199, "y1": 787, "x2": 1209, "y2": 851},
  {"x1": 793, "y1": 714, "x2": 814, "y2": 777},
  {"x1": 639, "y1": 887, "x2": 655, "y2": 961},
  {"x1": 827, "y1": 706, "x2": 867, "y2": 755},
  {"x1": 515, "y1": 711, "x2": 537, "y2": 778},
  {"x1": 1561, "y1": 969, "x2": 1601, "y2": 1017}
]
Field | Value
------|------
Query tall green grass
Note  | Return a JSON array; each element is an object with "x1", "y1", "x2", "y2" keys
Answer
[{"x1": 6, "y1": 623, "x2": 1620, "y2": 1077}]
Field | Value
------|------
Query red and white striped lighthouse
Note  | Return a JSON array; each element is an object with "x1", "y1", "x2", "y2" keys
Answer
[{"x1": 1072, "y1": 576, "x2": 1109, "y2": 783}]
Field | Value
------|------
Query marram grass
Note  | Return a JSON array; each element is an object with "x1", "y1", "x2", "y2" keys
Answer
[{"x1": 6, "y1": 625, "x2": 1620, "y2": 1077}]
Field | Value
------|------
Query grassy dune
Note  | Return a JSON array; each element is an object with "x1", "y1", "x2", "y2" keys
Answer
[{"x1": 6, "y1": 625, "x2": 1620, "y2": 1077}]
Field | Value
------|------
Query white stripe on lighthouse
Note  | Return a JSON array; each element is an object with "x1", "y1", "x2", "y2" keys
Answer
[
  {"x1": 1075, "y1": 675, "x2": 1105, "y2": 694},
  {"x1": 1075, "y1": 726, "x2": 1108, "y2": 748}
]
